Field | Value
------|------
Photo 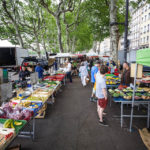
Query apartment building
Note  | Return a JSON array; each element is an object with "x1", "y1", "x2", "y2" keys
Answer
[
  {"x1": 129, "y1": 7, "x2": 141, "y2": 50},
  {"x1": 129, "y1": 2, "x2": 150, "y2": 50},
  {"x1": 139, "y1": 3, "x2": 150, "y2": 49}
]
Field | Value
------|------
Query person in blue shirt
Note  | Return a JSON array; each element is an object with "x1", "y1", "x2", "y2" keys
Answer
[
  {"x1": 54, "y1": 60, "x2": 58, "y2": 71},
  {"x1": 35, "y1": 63, "x2": 44, "y2": 79},
  {"x1": 90, "y1": 61, "x2": 101, "y2": 102}
]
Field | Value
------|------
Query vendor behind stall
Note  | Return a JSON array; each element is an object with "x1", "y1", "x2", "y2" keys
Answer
[
  {"x1": 66, "y1": 60, "x2": 72, "y2": 83},
  {"x1": 19, "y1": 66, "x2": 30, "y2": 81},
  {"x1": 120, "y1": 62, "x2": 132, "y2": 87},
  {"x1": 35, "y1": 63, "x2": 44, "y2": 79}
]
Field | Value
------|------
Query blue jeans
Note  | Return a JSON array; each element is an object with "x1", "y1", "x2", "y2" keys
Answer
[{"x1": 67, "y1": 72, "x2": 72, "y2": 83}]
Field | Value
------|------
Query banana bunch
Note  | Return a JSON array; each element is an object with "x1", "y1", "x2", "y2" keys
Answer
[
  {"x1": 3, "y1": 119, "x2": 23, "y2": 129},
  {"x1": 20, "y1": 101, "x2": 31, "y2": 107},
  {"x1": 14, "y1": 121, "x2": 22, "y2": 126},
  {"x1": 3, "y1": 119, "x2": 15, "y2": 129}
]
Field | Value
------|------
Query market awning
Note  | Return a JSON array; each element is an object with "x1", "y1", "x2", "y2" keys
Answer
[
  {"x1": 86, "y1": 50, "x2": 98, "y2": 57},
  {"x1": 136, "y1": 48, "x2": 150, "y2": 67}
]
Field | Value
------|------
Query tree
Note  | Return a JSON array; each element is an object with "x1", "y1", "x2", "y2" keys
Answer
[
  {"x1": 39, "y1": 0, "x2": 76, "y2": 53},
  {"x1": 0, "y1": 0, "x2": 24, "y2": 47},
  {"x1": 109, "y1": 0, "x2": 119, "y2": 64}
]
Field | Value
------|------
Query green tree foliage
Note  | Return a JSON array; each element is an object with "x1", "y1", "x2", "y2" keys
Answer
[{"x1": 0, "y1": 0, "x2": 126, "y2": 55}]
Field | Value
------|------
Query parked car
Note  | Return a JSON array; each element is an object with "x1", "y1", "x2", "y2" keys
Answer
[{"x1": 21, "y1": 57, "x2": 48, "y2": 70}]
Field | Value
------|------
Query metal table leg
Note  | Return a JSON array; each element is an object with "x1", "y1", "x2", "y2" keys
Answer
[
  {"x1": 147, "y1": 102, "x2": 150, "y2": 128},
  {"x1": 110, "y1": 94, "x2": 112, "y2": 107},
  {"x1": 121, "y1": 102, "x2": 123, "y2": 128},
  {"x1": 32, "y1": 117, "x2": 35, "y2": 140},
  {"x1": 18, "y1": 118, "x2": 35, "y2": 140}
]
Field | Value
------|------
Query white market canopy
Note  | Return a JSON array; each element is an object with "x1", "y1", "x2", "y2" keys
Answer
[
  {"x1": 86, "y1": 49, "x2": 98, "y2": 57},
  {"x1": 49, "y1": 53, "x2": 73, "y2": 58},
  {"x1": 0, "y1": 40, "x2": 16, "y2": 47}
]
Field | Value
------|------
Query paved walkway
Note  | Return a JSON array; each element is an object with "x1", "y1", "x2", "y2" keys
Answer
[{"x1": 13, "y1": 78, "x2": 146, "y2": 150}]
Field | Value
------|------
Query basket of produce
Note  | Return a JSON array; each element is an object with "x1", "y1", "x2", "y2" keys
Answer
[{"x1": 123, "y1": 95, "x2": 132, "y2": 100}]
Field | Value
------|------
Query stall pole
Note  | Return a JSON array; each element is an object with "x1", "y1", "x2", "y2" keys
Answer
[
  {"x1": 129, "y1": 63, "x2": 137, "y2": 132},
  {"x1": 121, "y1": 102, "x2": 123, "y2": 128},
  {"x1": 147, "y1": 102, "x2": 150, "y2": 128},
  {"x1": 32, "y1": 117, "x2": 35, "y2": 140}
]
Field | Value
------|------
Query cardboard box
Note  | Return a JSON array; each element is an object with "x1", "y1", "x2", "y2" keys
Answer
[{"x1": 130, "y1": 63, "x2": 143, "y2": 78}]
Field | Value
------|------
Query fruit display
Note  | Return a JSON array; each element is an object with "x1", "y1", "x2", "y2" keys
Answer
[
  {"x1": 3, "y1": 119, "x2": 15, "y2": 129},
  {"x1": 0, "y1": 103, "x2": 33, "y2": 121},
  {"x1": 109, "y1": 87, "x2": 150, "y2": 100},
  {"x1": 0, "y1": 74, "x2": 63, "y2": 149},
  {"x1": 106, "y1": 76, "x2": 120, "y2": 85},
  {"x1": 1, "y1": 119, "x2": 26, "y2": 133},
  {"x1": 25, "y1": 96, "x2": 47, "y2": 102}
]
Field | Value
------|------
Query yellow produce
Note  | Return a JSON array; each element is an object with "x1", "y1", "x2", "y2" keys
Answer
[{"x1": 14, "y1": 121, "x2": 22, "y2": 126}]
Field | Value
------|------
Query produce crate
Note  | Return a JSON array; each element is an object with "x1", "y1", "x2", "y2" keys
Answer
[
  {"x1": 35, "y1": 103, "x2": 47, "y2": 119},
  {"x1": 35, "y1": 111, "x2": 46, "y2": 119}
]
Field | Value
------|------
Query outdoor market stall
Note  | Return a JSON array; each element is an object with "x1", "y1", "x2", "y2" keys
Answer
[
  {"x1": 0, "y1": 71, "x2": 67, "y2": 149},
  {"x1": 130, "y1": 48, "x2": 150, "y2": 132},
  {"x1": 108, "y1": 48, "x2": 150, "y2": 131}
]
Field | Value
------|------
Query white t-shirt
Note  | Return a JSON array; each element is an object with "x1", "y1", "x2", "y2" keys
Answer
[
  {"x1": 79, "y1": 66, "x2": 88, "y2": 77},
  {"x1": 96, "y1": 73, "x2": 107, "y2": 99},
  {"x1": 84, "y1": 61, "x2": 88, "y2": 67},
  {"x1": 66, "y1": 63, "x2": 72, "y2": 72}
]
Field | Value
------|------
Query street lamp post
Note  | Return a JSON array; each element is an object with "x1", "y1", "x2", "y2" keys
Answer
[{"x1": 124, "y1": 0, "x2": 129, "y2": 62}]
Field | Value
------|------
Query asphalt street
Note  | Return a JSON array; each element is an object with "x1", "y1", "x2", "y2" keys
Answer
[{"x1": 11, "y1": 77, "x2": 146, "y2": 150}]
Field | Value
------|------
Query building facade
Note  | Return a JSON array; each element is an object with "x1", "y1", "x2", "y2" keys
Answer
[{"x1": 129, "y1": 2, "x2": 150, "y2": 50}]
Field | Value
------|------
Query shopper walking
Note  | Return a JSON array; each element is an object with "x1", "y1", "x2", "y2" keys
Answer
[
  {"x1": 96, "y1": 65, "x2": 108, "y2": 126},
  {"x1": 79, "y1": 62, "x2": 89, "y2": 86},
  {"x1": 66, "y1": 60, "x2": 72, "y2": 83}
]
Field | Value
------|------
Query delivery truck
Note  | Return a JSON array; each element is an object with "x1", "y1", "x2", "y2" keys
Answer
[{"x1": 0, "y1": 47, "x2": 29, "y2": 70}]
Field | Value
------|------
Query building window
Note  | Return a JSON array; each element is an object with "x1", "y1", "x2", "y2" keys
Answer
[
  {"x1": 149, "y1": 13, "x2": 150, "y2": 20},
  {"x1": 148, "y1": 24, "x2": 149, "y2": 32},
  {"x1": 144, "y1": 26, "x2": 146, "y2": 33},
  {"x1": 145, "y1": 15, "x2": 147, "y2": 21},
  {"x1": 147, "y1": 36, "x2": 149, "y2": 42}
]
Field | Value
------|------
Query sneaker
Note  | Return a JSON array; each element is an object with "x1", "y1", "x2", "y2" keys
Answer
[
  {"x1": 103, "y1": 112, "x2": 107, "y2": 115},
  {"x1": 99, "y1": 120, "x2": 109, "y2": 127}
]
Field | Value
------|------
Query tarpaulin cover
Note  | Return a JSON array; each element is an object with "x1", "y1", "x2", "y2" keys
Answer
[{"x1": 136, "y1": 49, "x2": 150, "y2": 67}]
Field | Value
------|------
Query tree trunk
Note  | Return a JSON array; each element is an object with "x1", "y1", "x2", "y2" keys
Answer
[
  {"x1": 98, "y1": 42, "x2": 101, "y2": 55},
  {"x1": 92, "y1": 41, "x2": 97, "y2": 52},
  {"x1": 35, "y1": 33, "x2": 41, "y2": 58},
  {"x1": 71, "y1": 36, "x2": 76, "y2": 53},
  {"x1": 56, "y1": 16, "x2": 64, "y2": 53},
  {"x1": 109, "y1": 0, "x2": 119, "y2": 65},
  {"x1": 14, "y1": 23, "x2": 24, "y2": 48},
  {"x1": 66, "y1": 26, "x2": 70, "y2": 52}
]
